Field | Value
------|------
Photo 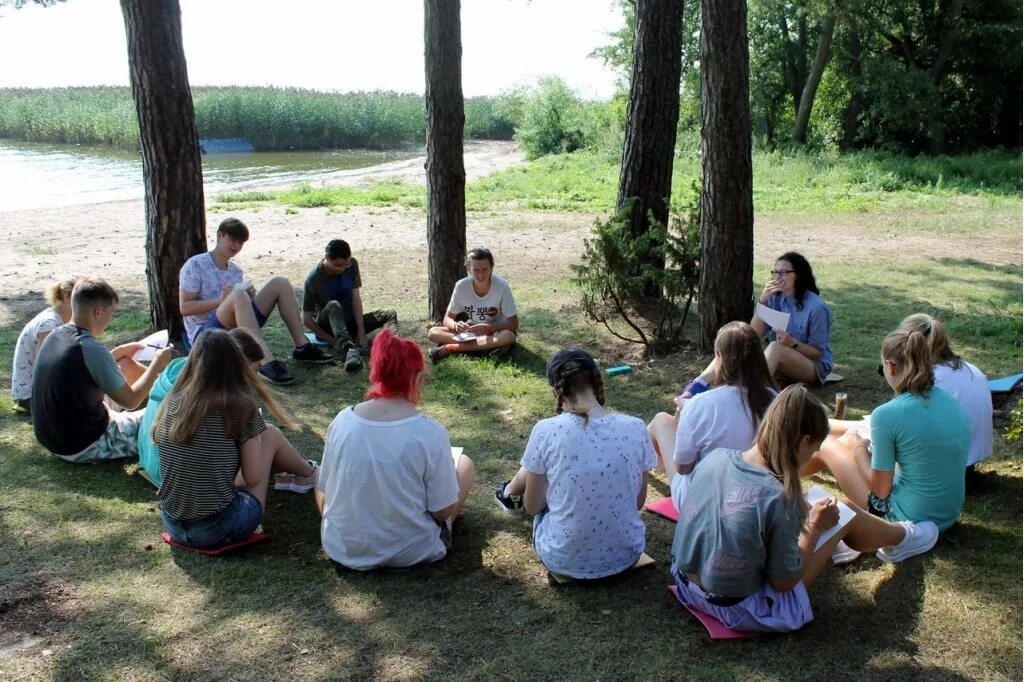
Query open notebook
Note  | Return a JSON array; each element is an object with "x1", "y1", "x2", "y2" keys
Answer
[{"x1": 806, "y1": 485, "x2": 855, "y2": 550}]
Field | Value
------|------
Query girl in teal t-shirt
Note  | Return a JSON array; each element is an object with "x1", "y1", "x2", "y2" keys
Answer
[{"x1": 808, "y1": 323, "x2": 970, "y2": 535}]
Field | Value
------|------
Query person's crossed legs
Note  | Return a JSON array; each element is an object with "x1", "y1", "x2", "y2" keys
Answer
[{"x1": 426, "y1": 326, "x2": 517, "y2": 362}]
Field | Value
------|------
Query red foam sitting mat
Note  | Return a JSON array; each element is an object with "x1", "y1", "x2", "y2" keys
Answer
[
  {"x1": 160, "y1": 531, "x2": 271, "y2": 556},
  {"x1": 643, "y1": 496, "x2": 679, "y2": 523}
]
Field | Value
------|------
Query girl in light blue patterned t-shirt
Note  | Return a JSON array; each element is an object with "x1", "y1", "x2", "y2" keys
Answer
[{"x1": 494, "y1": 347, "x2": 657, "y2": 581}]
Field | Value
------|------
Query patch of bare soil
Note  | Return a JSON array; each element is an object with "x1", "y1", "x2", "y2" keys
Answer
[{"x1": 0, "y1": 572, "x2": 81, "y2": 659}]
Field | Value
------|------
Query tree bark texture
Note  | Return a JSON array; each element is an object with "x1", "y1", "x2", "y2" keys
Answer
[
  {"x1": 840, "y1": 23, "x2": 863, "y2": 151},
  {"x1": 424, "y1": 0, "x2": 467, "y2": 322},
  {"x1": 698, "y1": 0, "x2": 754, "y2": 351},
  {"x1": 616, "y1": 0, "x2": 685, "y2": 295},
  {"x1": 119, "y1": 0, "x2": 206, "y2": 339},
  {"x1": 792, "y1": 5, "x2": 837, "y2": 144}
]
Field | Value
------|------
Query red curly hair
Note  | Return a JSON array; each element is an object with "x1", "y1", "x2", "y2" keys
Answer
[{"x1": 365, "y1": 329, "x2": 425, "y2": 403}]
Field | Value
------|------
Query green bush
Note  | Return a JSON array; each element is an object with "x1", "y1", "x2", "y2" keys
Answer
[{"x1": 514, "y1": 77, "x2": 618, "y2": 160}]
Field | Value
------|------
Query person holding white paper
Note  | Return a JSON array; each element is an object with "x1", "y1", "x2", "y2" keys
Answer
[
  {"x1": 680, "y1": 252, "x2": 833, "y2": 398},
  {"x1": 670, "y1": 386, "x2": 940, "y2": 634}
]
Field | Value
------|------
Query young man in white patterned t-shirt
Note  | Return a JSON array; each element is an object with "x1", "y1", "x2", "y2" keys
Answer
[{"x1": 426, "y1": 248, "x2": 519, "y2": 363}]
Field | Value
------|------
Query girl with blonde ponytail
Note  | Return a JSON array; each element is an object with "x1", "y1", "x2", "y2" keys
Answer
[
  {"x1": 494, "y1": 347, "x2": 658, "y2": 581},
  {"x1": 11, "y1": 276, "x2": 78, "y2": 411},
  {"x1": 899, "y1": 313, "x2": 992, "y2": 469},
  {"x1": 802, "y1": 325, "x2": 970, "y2": 564},
  {"x1": 671, "y1": 386, "x2": 942, "y2": 633}
]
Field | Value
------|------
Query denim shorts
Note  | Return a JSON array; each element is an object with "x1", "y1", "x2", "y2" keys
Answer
[
  {"x1": 199, "y1": 299, "x2": 268, "y2": 335},
  {"x1": 161, "y1": 491, "x2": 263, "y2": 549}
]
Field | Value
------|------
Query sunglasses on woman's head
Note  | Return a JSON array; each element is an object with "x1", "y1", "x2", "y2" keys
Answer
[{"x1": 876, "y1": 363, "x2": 884, "y2": 378}]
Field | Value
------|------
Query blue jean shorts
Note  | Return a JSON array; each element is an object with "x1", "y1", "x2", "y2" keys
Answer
[
  {"x1": 161, "y1": 491, "x2": 263, "y2": 549},
  {"x1": 198, "y1": 299, "x2": 268, "y2": 336}
]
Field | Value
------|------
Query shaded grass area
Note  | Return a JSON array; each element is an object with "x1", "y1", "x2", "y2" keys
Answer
[
  {"x1": 213, "y1": 148, "x2": 1023, "y2": 219},
  {"x1": 0, "y1": 249, "x2": 1020, "y2": 679}
]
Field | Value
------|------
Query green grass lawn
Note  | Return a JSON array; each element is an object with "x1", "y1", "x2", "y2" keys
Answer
[{"x1": 1, "y1": 155, "x2": 1022, "y2": 679}]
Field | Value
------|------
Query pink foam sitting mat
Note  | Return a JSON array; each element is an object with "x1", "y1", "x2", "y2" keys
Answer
[
  {"x1": 643, "y1": 496, "x2": 679, "y2": 523},
  {"x1": 668, "y1": 586, "x2": 756, "y2": 640}
]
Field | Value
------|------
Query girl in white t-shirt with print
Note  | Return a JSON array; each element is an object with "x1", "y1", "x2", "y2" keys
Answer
[
  {"x1": 648, "y1": 322, "x2": 777, "y2": 511},
  {"x1": 316, "y1": 330, "x2": 476, "y2": 570},
  {"x1": 10, "y1": 276, "x2": 78, "y2": 412},
  {"x1": 494, "y1": 347, "x2": 657, "y2": 581}
]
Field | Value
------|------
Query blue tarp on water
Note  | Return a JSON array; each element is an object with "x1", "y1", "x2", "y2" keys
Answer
[{"x1": 199, "y1": 138, "x2": 254, "y2": 154}]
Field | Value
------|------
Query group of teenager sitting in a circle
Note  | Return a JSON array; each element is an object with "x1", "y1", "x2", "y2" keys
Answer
[{"x1": 13, "y1": 227, "x2": 992, "y2": 633}]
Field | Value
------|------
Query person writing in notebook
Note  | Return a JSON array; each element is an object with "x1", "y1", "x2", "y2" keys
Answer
[
  {"x1": 426, "y1": 248, "x2": 519, "y2": 363},
  {"x1": 671, "y1": 386, "x2": 941, "y2": 633}
]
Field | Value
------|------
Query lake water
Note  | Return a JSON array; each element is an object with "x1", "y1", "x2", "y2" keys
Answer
[{"x1": 0, "y1": 140, "x2": 419, "y2": 212}]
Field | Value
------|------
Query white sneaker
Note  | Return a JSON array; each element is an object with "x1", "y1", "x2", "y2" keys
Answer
[
  {"x1": 875, "y1": 521, "x2": 939, "y2": 563},
  {"x1": 831, "y1": 540, "x2": 862, "y2": 565}
]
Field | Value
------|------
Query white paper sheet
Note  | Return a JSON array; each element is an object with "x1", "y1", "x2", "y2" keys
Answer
[
  {"x1": 451, "y1": 447, "x2": 464, "y2": 465},
  {"x1": 755, "y1": 303, "x2": 791, "y2": 332},
  {"x1": 853, "y1": 415, "x2": 872, "y2": 438},
  {"x1": 132, "y1": 329, "x2": 169, "y2": 362},
  {"x1": 806, "y1": 485, "x2": 855, "y2": 551},
  {"x1": 453, "y1": 332, "x2": 477, "y2": 342}
]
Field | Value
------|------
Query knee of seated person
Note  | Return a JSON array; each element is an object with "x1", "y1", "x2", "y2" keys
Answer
[
  {"x1": 764, "y1": 341, "x2": 784, "y2": 357},
  {"x1": 323, "y1": 300, "x2": 343, "y2": 311},
  {"x1": 266, "y1": 275, "x2": 292, "y2": 288}
]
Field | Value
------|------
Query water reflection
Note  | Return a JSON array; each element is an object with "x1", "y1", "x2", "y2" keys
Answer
[{"x1": 0, "y1": 140, "x2": 419, "y2": 212}]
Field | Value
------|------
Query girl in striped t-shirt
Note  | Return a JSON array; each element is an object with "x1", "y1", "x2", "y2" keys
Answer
[{"x1": 154, "y1": 329, "x2": 316, "y2": 549}]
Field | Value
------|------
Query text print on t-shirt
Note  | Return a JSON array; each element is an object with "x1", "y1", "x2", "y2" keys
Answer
[{"x1": 464, "y1": 305, "x2": 500, "y2": 323}]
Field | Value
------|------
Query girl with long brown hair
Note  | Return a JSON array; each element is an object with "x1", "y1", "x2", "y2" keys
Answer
[
  {"x1": 155, "y1": 329, "x2": 316, "y2": 549},
  {"x1": 648, "y1": 322, "x2": 777, "y2": 512},
  {"x1": 495, "y1": 347, "x2": 657, "y2": 580},
  {"x1": 671, "y1": 386, "x2": 940, "y2": 633}
]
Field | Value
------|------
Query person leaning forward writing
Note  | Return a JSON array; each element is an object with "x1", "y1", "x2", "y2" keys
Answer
[{"x1": 31, "y1": 277, "x2": 173, "y2": 463}]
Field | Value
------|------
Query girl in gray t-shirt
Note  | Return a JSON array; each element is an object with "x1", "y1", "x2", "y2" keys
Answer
[{"x1": 671, "y1": 386, "x2": 943, "y2": 633}]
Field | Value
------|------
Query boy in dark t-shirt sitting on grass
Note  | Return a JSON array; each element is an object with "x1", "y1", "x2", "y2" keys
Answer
[{"x1": 302, "y1": 239, "x2": 397, "y2": 371}]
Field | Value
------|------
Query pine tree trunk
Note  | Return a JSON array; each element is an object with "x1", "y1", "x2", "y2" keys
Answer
[
  {"x1": 424, "y1": 0, "x2": 467, "y2": 322},
  {"x1": 616, "y1": 0, "x2": 685, "y2": 297},
  {"x1": 119, "y1": 0, "x2": 206, "y2": 339},
  {"x1": 840, "y1": 24, "x2": 862, "y2": 151},
  {"x1": 792, "y1": 6, "x2": 837, "y2": 144},
  {"x1": 698, "y1": 0, "x2": 754, "y2": 351}
]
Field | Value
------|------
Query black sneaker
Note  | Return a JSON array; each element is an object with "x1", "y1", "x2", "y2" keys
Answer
[
  {"x1": 494, "y1": 480, "x2": 524, "y2": 514},
  {"x1": 293, "y1": 343, "x2": 334, "y2": 364},
  {"x1": 258, "y1": 360, "x2": 295, "y2": 385}
]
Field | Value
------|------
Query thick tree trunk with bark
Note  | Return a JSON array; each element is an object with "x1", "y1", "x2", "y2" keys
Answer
[
  {"x1": 840, "y1": 23, "x2": 863, "y2": 151},
  {"x1": 616, "y1": 0, "x2": 685, "y2": 296},
  {"x1": 424, "y1": 0, "x2": 467, "y2": 322},
  {"x1": 119, "y1": 0, "x2": 206, "y2": 339},
  {"x1": 792, "y1": 5, "x2": 837, "y2": 144},
  {"x1": 698, "y1": 0, "x2": 754, "y2": 351}
]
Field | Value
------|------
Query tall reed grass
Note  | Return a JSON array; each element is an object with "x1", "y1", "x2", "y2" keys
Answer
[{"x1": 0, "y1": 86, "x2": 515, "y2": 150}]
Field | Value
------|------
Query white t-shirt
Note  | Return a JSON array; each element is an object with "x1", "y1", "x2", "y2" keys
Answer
[
  {"x1": 11, "y1": 307, "x2": 63, "y2": 400},
  {"x1": 934, "y1": 361, "x2": 992, "y2": 466},
  {"x1": 317, "y1": 407, "x2": 459, "y2": 570},
  {"x1": 179, "y1": 252, "x2": 244, "y2": 343},
  {"x1": 521, "y1": 412, "x2": 657, "y2": 579},
  {"x1": 673, "y1": 385, "x2": 770, "y2": 467},
  {"x1": 669, "y1": 385, "x2": 773, "y2": 514},
  {"x1": 446, "y1": 274, "x2": 518, "y2": 326}
]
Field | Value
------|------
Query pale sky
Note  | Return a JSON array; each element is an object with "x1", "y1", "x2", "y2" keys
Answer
[{"x1": 0, "y1": 0, "x2": 622, "y2": 98}]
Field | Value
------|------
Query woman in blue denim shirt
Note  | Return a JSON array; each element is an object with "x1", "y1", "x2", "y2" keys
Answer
[{"x1": 682, "y1": 252, "x2": 833, "y2": 397}]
